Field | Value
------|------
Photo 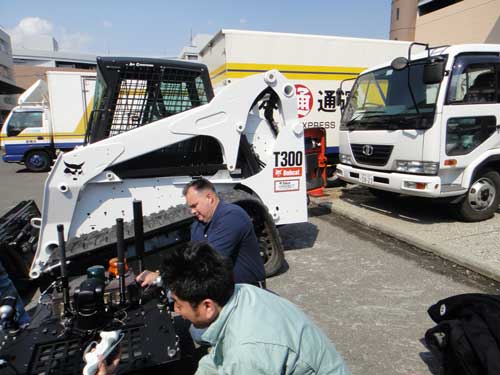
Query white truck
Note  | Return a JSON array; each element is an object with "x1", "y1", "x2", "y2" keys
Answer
[
  {"x1": 0, "y1": 71, "x2": 96, "y2": 172},
  {"x1": 337, "y1": 43, "x2": 500, "y2": 222},
  {"x1": 199, "y1": 29, "x2": 417, "y2": 170}
]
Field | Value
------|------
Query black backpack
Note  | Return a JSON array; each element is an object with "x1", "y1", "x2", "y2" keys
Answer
[{"x1": 425, "y1": 293, "x2": 500, "y2": 375}]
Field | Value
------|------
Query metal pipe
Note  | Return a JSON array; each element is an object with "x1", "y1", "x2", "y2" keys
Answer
[
  {"x1": 133, "y1": 200, "x2": 145, "y2": 273},
  {"x1": 116, "y1": 218, "x2": 126, "y2": 306},
  {"x1": 57, "y1": 224, "x2": 71, "y2": 315}
]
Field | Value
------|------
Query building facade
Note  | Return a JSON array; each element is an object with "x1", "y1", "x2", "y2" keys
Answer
[
  {"x1": 12, "y1": 49, "x2": 96, "y2": 90},
  {"x1": 390, "y1": 0, "x2": 500, "y2": 44},
  {"x1": 178, "y1": 34, "x2": 212, "y2": 61},
  {"x1": 0, "y1": 27, "x2": 22, "y2": 127}
]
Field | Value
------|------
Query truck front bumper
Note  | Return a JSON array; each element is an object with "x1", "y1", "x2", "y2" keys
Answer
[
  {"x1": 2, "y1": 153, "x2": 23, "y2": 163},
  {"x1": 336, "y1": 164, "x2": 464, "y2": 198}
]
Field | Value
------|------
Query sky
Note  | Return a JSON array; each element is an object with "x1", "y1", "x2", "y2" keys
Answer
[{"x1": 1, "y1": 1, "x2": 392, "y2": 57}]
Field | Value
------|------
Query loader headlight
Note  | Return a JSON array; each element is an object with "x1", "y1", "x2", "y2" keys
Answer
[
  {"x1": 340, "y1": 153, "x2": 353, "y2": 165},
  {"x1": 394, "y1": 160, "x2": 439, "y2": 175}
]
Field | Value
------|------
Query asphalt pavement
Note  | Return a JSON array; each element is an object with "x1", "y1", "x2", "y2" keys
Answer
[
  {"x1": 311, "y1": 183, "x2": 500, "y2": 283},
  {"x1": 272, "y1": 205, "x2": 499, "y2": 375},
  {"x1": 0, "y1": 158, "x2": 46, "y2": 213}
]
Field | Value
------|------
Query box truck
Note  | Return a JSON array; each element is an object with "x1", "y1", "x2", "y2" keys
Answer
[
  {"x1": 0, "y1": 71, "x2": 96, "y2": 172},
  {"x1": 199, "y1": 29, "x2": 417, "y2": 172}
]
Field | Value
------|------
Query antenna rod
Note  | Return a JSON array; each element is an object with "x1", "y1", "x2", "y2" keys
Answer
[
  {"x1": 116, "y1": 218, "x2": 127, "y2": 306},
  {"x1": 57, "y1": 224, "x2": 71, "y2": 315},
  {"x1": 133, "y1": 200, "x2": 145, "y2": 273}
]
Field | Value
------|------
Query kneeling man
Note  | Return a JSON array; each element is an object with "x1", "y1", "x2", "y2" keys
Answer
[{"x1": 164, "y1": 241, "x2": 351, "y2": 375}]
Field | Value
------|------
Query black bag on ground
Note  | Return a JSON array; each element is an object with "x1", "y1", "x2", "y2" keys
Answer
[{"x1": 425, "y1": 293, "x2": 500, "y2": 375}]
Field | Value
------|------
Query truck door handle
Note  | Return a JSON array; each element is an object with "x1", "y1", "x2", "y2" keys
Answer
[{"x1": 37, "y1": 136, "x2": 44, "y2": 140}]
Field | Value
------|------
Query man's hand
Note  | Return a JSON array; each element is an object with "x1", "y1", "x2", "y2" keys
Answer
[
  {"x1": 95, "y1": 352, "x2": 120, "y2": 375},
  {"x1": 84, "y1": 347, "x2": 121, "y2": 375},
  {"x1": 135, "y1": 270, "x2": 160, "y2": 287}
]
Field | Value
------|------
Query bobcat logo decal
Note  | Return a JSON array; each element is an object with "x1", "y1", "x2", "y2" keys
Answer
[{"x1": 64, "y1": 161, "x2": 85, "y2": 180}]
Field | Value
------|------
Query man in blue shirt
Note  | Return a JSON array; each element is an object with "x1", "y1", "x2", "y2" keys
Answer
[
  {"x1": 138, "y1": 178, "x2": 266, "y2": 287},
  {"x1": 184, "y1": 178, "x2": 265, "y2": 286}
]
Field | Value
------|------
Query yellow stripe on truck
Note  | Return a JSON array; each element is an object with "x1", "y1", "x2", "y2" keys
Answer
[
  {"x1": 210, "y1": 64, "x2": 228, "y2": 80},
  {"x1": 74, "y1": 97, "x2": 95, "y2": 135},
  {"x1": 210, "y1": 62, "x2": 366, "y2": 84},
  {"x1": 2, "y1": 133, "x2": 86, "y2": 141}
]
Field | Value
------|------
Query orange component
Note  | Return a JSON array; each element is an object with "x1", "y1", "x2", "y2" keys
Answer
[
  {"x1": 108, "y1": 257, "x2": 128, "y2": 278},
  {"x1": 444, "y1": 159, "x2": 457, "y2": 166},
  {"x1": 304, "y1": 128, "x2": 327, "y2": 197},
  {"x1": 415, "y1": 182, "x2": 427, "y2": 190}
]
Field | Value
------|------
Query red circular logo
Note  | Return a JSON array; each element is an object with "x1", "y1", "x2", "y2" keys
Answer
[{"x1": 294, "y1": 84, "x2": 313, "y2": 118}]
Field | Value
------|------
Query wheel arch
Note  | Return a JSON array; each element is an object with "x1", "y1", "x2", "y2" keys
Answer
[
  {"x1": 223, "y1": 185, "x2": 272, "y2": 226},
  {"x1": 224, "y1": 185, "x2": 285, "y2": 277},
  {"x1": 463, "y1": 154, "x2": 500, "y2": 188},
  {"x1": 23, "y1": 147, "x2": 54, "y2": 161}
]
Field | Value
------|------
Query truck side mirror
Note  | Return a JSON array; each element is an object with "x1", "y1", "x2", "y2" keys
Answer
[
  {"x1": 423, "y1": 59, "x2": 445, "y2": 85},
  {"x1": 391, "y1": 57, "x2": 409, "y2": 71}
]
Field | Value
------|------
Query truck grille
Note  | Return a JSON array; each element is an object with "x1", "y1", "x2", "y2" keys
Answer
[{"x1": 351, "y1": 144, "x2": 393, "y2": 166}]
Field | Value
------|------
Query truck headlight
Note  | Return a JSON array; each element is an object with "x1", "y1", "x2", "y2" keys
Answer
[
  {"x1": 394, "y1": 160, "x2": 439, "y2": 175},
  {"x1": 339, "y1": 153, "x2": 353, "y2": 165}
]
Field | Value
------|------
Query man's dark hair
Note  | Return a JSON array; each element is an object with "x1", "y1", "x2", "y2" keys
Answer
[
  {"x1": 182, "y1": 178, "x2": 216, "y2": 196},
  {"x1": 162, "y1": 241, "x2": 234, "y2": 307}
]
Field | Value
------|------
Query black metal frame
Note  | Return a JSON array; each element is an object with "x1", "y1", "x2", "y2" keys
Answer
[{"x1": 86, "y1": 57, "x2": 214, "y2": 144}]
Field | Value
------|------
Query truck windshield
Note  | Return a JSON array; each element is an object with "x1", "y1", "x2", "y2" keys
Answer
[
  {"x1": 6, "y1": 111, "x2": 42, "y2": 137},
  {"x1": 341, "y1": 61, "x2": 441, "y2": 131}
]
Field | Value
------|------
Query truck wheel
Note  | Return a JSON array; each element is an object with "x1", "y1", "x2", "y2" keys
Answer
[
  {"x1": 25, "y1": 150, "x2": 51, "y2": 172},
  {"x1": 368, "y1": 188, "x2": 399, "y2": 200},
  {"x1": 452, "y1": 170, "x2": 500, "y2": 222}
]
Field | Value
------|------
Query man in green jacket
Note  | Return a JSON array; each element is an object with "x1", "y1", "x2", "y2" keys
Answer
[{"x1": 163, "y1": 241, "x2": 351, "y2": 375}]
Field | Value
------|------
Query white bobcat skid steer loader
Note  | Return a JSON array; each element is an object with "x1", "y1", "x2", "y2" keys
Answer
[{"x1": 29, "y1": 57, "x2": 308, "y2": 280}]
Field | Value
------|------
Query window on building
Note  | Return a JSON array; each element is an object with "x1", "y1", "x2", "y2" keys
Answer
[
  {"x1": 0, "y1": 39, "x2": 10, "y2": 54},
  {"x1": 0, "y1": 64, "x2": 12, "y2": 80},
  {"x1": 396, "y1": 8, "x2": 400, "y2": 20},
  {"x1": 419, "y1": 0, "x2": 463, "y2": 16}
]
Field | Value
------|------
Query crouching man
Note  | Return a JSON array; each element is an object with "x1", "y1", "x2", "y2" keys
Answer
[
  {"x1": 94, "y1": 241, "x2": 351, "y2": 375},
  {"x1": 163, "y1": 241, "x2": 350, "y2": 375}
]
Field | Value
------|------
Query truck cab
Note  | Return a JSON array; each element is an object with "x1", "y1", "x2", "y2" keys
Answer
[
  {"x1": 1, "y1": 79, "x2": 54, "y2": 171},
  {"x1": 2, "y1": 105, "x2": 54, "y2": 171},
  {"x1": 1, "y1": 72, "x2": 96, "y2": 172},
  {"x1": 337, "y1": 44, "x2": 500, "y2": 222}
]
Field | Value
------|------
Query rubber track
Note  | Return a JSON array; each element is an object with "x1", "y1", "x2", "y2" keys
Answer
[{"x1": 64, "y1": 190, "x2": 262, "y2": 259}]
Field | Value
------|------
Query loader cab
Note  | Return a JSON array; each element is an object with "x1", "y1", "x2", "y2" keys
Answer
[
  {"x1": 85, "y1": 57, "x2": 227, "y2": 179},
  {"x1": 85, "y1": 57, "x2": 214, "y2": 144}
]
